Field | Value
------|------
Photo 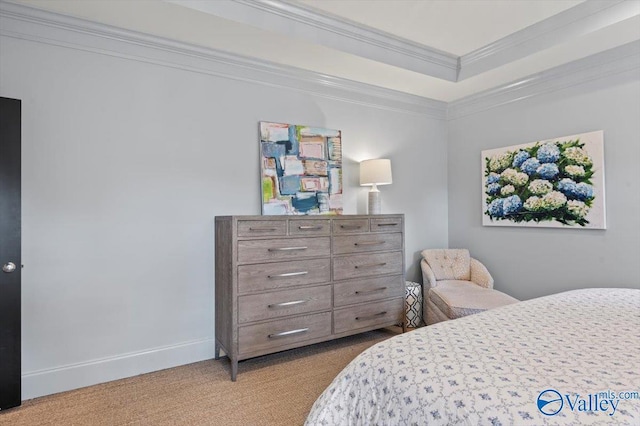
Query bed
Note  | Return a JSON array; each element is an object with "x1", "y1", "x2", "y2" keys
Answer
[{"x1": 306, "y1": 288, "x2": 640, "y2": 425}]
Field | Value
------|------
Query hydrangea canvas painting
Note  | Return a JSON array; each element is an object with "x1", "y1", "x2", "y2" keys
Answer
[{"x1": 481, "y1": 131, "x2": 606, "y2": 229}]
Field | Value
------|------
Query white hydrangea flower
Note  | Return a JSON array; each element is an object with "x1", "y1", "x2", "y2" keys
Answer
[
  {"x1": 524, "y1": 196, "x2": 543, "y2": 211},
  {"x1": 528, "y1": 179, "x2": 553, "y2": 195},
  {"x1": 489, "y1": 152, "x2": 513, "y2": 173},
  {"x1": 500, "y1": 185, "x2": 515, "y2": 196},
  {"x1": 564, "y1": 147, "x2": 592, "y2": 166},
  {"x1": 565, "y1": 165, "x2": 586, "y2": 177},
  {"x1": 500, "y1": 168, "x2": 517, "y2": 182},
  {"x1": 500, "y1": 167, "x2": 529, "y2": 186},
  {"x1": 567, "y1": 200, "x2": 589, "y2": 219},
  {"x1": 512, "y1": 172, "x2": 529, "y2": 187},
  {"x1": 541, "y1": 191, "x2": 567, "y2": 210}
]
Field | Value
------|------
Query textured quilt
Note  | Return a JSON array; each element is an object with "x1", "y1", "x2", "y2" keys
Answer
[{"x1": 306, "y1": 288, "x2": 640, "y2": 425}]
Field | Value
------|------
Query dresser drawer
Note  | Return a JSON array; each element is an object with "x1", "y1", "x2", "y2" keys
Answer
[
  {"x1": 334, "y1": 298, "x2": 404, "y2": 334},
  {"x1": 238, "y1": 258, "x2": 330, "y2": 294},
  {"x1": 289, "y1": 219, "x2": 330, "y2": 236},
  {"x1": 333, "y1": 232, "x2": 402, "y2": 255},
  {"x1": 333, "y1": 251, "x2": 403, "y2": 281},
  {"x1": 238, "y1": 237, "x2": 330, "y2": 263},
  {"x1": 370, "y1": 216, "x2": 403, "y2": 233},
  {"x1": 332, "y1": 218, "x2": 369, "y2": 234},
  {"x1": 238, "y1": 285, "x2": 332, "y2": 324},
  {"x1": 334, "y1": 275, "x2": 404, "y2": 307},
  {"x1": 237, "y1": 220, "x2": 286, "y2": 237},
  {"x1": 239, "y1": 312, "x2": 332, "y2": 355}
]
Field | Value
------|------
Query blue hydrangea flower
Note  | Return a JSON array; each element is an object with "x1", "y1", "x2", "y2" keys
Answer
[
  {"x1": 487, "y1": 198, "x2": 504, "y2": 218},
  {"x1": 557, "y1": 179, "x2": 593, "y2": 200},
  {"x1": 575, "y1": 182, "x2": 594, "y2": 200},
  {"x1": 521, "y1": 158, "x2": 540, "y2": 175},
  {"x1": 487, "y1": 183, "x2": 501, "y2": 195},
  {"x1": 536, "y1": 143, "x2": 560, "y2": 163},
  {"x1": 557, "y1": 178, "x2": 577, "y2": 195},
  {"x1": 486, "y1": 173, "x2": 500, "y2": 184},
  {"x1": 502, "y1": 195, "x2": 523, "y2": 215},
  {"x1": 512, "y1": 151, "x2": 530, "y2": 168},
  {"x1": 536, "y1": 163, "x2": 559, "y2": 179}
]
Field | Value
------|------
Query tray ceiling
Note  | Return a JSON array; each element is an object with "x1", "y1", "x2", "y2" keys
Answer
[{"x1": 10, "y1": 0, "x2": 640, "y2": 102}]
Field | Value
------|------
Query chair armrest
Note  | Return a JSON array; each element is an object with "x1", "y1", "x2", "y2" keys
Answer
[
  {"x1": 420, "y1": 259, "x2": 438, "y2": 292},
  {"x1": 470, "y1": 258, "x2": 494, "y2": 289}
]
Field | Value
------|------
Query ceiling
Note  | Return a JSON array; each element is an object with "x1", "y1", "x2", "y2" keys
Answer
[
  {"x1": 299, "y1": 0, "x2": 582, "y2": 55},
  {"x1": 12, "y1": 0, "x2": 640, "y2": 102}
]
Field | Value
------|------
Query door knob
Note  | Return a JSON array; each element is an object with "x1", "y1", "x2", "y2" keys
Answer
[{"x1": 2, "y1": 262, "x2": 16, "y2": 273}]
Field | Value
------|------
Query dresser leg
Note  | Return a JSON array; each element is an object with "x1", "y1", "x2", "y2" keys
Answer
[
  {"x1": 231, "y1": 359, "x2": 238, "y2": 382},
  {"x1": 214, "y1": 341, "x2": 221, "y2": 360}
]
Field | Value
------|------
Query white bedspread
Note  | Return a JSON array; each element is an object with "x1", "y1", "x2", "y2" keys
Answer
[{"x1": 306, "y1": 288, "x2": 640, "y2": 425}]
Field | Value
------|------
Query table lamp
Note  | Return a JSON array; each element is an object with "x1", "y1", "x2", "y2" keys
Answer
[{"x1": 360, "y1": 159, "x2": 392, "y2": 214}]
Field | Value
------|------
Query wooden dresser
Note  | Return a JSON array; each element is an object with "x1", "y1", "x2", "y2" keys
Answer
[{"x1": 214, "y1": 214, "x2": 405, "y2": 380}]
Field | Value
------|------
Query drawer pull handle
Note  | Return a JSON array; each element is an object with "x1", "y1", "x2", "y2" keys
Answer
[
  {"x1": 377, "y1": 223, "x2": 398, "y2": 227},
  {"x1": 268, "y1": 328, "x2": 309, "y2": 338},
  {"x1": 355, "y1": 287, "x2": 387, "y2": 295},
  {"x1": 249, "y1": 227, "x2": 278, "y2": 231},
  {"x1": 298, "y1": 225, "x2": 322, "y2": 230},
  {"x1": 340, "y1": 225, "x2": 362, "y2": 229},
  {"x1": 268, "y1": 246, "x2": 308, "y2": 252},
  {"x1": 354, "y1": 241, "x2": 385, "y2": 246},
  {"x1": 268, "y1": 271, "x2": 308, "y2": 278},
  {"x1": 355, "y1": 262, "x2": 386, "y2": 269},
  {"x1": 268, "y1": 299, "x2": 308, "y2": 308},
  {"x1": 356, "y1": 311, "x2": 387, "y2": 321}
]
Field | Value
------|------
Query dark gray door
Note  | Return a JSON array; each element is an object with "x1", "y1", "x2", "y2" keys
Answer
[{"x1": 0, "y1": 97, "x2": 21, "y2": 410}]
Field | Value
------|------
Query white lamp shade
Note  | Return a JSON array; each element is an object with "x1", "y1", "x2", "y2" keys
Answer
[{"x1": 360, "y1": 159, "x2": 392, "y2": 186}]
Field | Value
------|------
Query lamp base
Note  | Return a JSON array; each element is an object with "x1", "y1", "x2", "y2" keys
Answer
[{"x1": 368, "y1": 190, "x2": 381, "y2": 214}]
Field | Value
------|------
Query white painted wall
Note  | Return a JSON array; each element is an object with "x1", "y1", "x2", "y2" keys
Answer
[
  {"x1": 0, "y1": 25, "x2": 448, "y2": 398},
  {"x1": 447, "y1": 70, "x2": 640, "y2": 301}
]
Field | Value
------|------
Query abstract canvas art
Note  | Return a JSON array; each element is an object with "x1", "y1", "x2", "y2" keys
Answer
[
  {"x1": 482, "y1": 130, "x2": 606, "y2": 229},
  {"x1": 260, "y1": 121, "x2": 342, "y2": 215}
]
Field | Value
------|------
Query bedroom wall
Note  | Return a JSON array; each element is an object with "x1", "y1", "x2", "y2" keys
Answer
[
  {"x1": 447, "y1": 67, "x2": 640, "y2": 301},
  {"x1": 0, "y1": 19, "x2": 448, "y2": 398}
]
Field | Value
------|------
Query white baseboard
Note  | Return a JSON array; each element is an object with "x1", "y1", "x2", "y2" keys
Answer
[{"x1": 21, "y1": 338, "x2": 214, "y2": 400}]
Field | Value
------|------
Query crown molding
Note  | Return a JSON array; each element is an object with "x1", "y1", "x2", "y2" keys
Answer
[
  {"x1": 1, "y1": 1, "x2": 637, "y2": 122},
  {"x1": 448, "y1": 40, "x2": 640, "y2": 120},
  {"x1": 166, "y1": 0, "x2": 460, "y2": 82},
  {"x1": 170, "y1": 0, "x2": 639, "y2": 84},
  {"x1": 0, "y1": 1, "x2": 447, "y2": 119},
  {"x1": 458, "y1": 0, "x2": 639, "y2": 80}
]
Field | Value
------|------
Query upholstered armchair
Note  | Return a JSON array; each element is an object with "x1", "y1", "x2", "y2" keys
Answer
[{"x1": 421, "y1": 249, "x2": 518, "y2": 325}]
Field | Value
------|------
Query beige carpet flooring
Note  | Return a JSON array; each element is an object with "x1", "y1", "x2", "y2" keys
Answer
[{"x1": 0, "y1": 328, "x2": 400, "y2": 426}]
